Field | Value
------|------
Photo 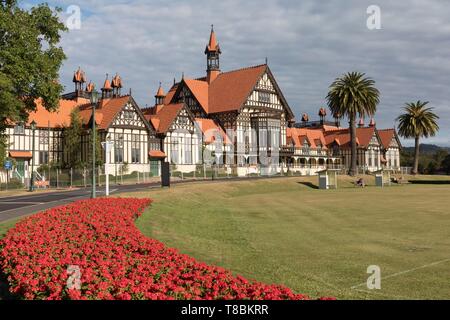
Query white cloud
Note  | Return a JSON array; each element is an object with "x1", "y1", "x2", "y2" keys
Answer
[{"x1": 28, "y1": 0, "x2": 450, "y2": 146}]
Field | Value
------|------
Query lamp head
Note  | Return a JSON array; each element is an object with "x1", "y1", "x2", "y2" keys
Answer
[{"x1": 90, "y1": 90, "x2": 99, "y2": 104}]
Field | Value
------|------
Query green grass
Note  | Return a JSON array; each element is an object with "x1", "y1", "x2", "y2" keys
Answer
[
  {"x1": 1, "y1": 175, "x2": 449, "y2": 300},
  {"x1": 129, "y1": 176, "x2": 450, "y2": 300}
]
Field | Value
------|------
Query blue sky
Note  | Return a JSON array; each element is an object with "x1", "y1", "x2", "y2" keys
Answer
[{"x1": 24, "y1": 0, "x2": 450, "y2": 146}]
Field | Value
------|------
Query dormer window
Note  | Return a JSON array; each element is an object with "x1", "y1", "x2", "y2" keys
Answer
[
  {"x1": 14, "y1": 122, "x2": 25, "y2": 134},
  {"x1": 259, "y1": 92, "x2": 270, "y2": 104}
]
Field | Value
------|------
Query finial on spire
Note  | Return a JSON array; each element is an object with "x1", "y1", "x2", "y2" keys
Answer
[
  {"x1": 211, "y1": 24, "x2": 214, "y2": 32},
  {"x1": 173, "y1": 78, "x2": 176, "y2": 85},
  {"x1": 265, "y1": 57, "x2": 268, "y2": 65},
  {"x1": 182, "y1": 72, "x2": 184, "y2": 80}
]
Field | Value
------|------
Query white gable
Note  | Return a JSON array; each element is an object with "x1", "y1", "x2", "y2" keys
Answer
[{"x1": 112, "y1": 102, "x2": 146, "y2": 128}]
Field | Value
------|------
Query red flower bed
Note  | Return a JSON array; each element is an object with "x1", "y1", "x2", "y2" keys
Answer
[{"x1": 0, "y1": 198, "x2": 333, "y2": 300}]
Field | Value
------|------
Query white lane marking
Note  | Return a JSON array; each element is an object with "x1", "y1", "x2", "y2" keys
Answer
[
  {"x1": 351, "y1": 258, "x2": 450, "y2": 290},
  {"x1": 0, "y1": 195, "x2": 88, "y2": 215}
]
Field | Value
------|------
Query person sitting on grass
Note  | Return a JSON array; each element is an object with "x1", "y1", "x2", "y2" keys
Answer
[{"x1": 356, "y1": 177, "x2": 365, "y2": 188}]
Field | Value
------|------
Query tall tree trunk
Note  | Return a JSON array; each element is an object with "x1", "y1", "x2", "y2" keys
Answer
[
  {"x1": 413, "y1": 135, "x2": 420, "y2": 175},
  {"x1": 349, "y1": 116, "x2": 357, "y2": 176}
]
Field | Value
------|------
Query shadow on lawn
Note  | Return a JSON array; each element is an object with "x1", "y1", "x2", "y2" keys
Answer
[
  {"x1": 0, "y1": 270, "x2": 16, "y2": 300},
  {"x1": 297, "y1": 181, "x2": 319, "y2": 189},
  {"x1": 409, "y1": 180, "x2": 450, "y2": 185}
]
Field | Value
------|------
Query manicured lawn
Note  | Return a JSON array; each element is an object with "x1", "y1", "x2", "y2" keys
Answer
[
  {"x1": 1, "y1": 175, "x2": 449, "y2": 300},
  {"x1": 128, "y1": 176, "x2": 450, "y2": 300}
]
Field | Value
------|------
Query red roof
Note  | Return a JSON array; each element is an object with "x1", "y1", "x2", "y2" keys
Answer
[
  {"x1": 209, "y1": 65, "x2": 267, "y2": 114},
  {"x1": 149, "y1": 150, "x2": 166, "y2": 158},
  {"x1": 26, "y1": 98, "x2": 79, "y2": 128},
  {"x1": 324, "y1": 127, "x2": 377, "y2": 148},
  {"x1": 164, "y1": 84, "x2": 178, "y2": 105},
  {"x1": 195, "y1": 118, "x2": 231, "y2": 144},
  {"x1": 287, "y1": 128, "x2": 327, "y2": 149},
  {"x1": 145, "y1": 103, "x2": 185, "y2": 134},
  {"x1": 78, "y1": 95, "x2": 131, "y2": 130},
  {"x1": 378, "y1": 129, "x2": 396, "y2": 149},
  {"x1": 9, "y1": 151, "x2": 32, "y2": 158}
]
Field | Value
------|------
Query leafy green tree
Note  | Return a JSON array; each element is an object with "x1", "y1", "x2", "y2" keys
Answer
[
  {"x1": 0, "y1": 1, "x2": 66, "y2": 163},
  {"x1": 326, "y1": 72, "x2": 380, "y2": 176},
  {"x1": 0, "y1": 136, "x2": 7, "y2": 165},
  {"x1": 87, "y1": 129, "x2": 103, "y2": 167},
  {"x1": 63, "y1": 109, "x2": 83, "y2": 169},
  {"x1": 396, "y1": 101, "x2": 439, "y2": 175},
  {"x1": 442, "y1": 154, "x2": 450, "y2": 175}
]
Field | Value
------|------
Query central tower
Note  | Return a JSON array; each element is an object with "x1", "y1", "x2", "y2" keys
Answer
[{"x1": 205, "y1": 25, "x2": 221, "y2": 84}]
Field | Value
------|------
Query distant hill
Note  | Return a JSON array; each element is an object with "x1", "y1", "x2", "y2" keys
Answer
[{"x1": 403, "y1": 144, "x2": 450, "y2": 154}]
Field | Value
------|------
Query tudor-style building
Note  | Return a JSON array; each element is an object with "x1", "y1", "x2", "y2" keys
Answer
[
  {"x1": 4, "y1": 70, "x2": 162, "y2": 185},
  {"x1": 2, "y1": 28, "x2": 404, "y2": 185},
  {"x1": 143, "y1": 86, "x2": 200, "y2": 172},
  {"x1": 162, "y1": 27, "x2": 295, "y2": 171}
]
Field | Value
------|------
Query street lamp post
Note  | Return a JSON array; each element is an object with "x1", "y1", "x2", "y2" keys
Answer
[
  {"x1": 90, "y1": 91, "x2": 99, "y2": 198},
  {"x1": 29, "y1": 120, "x2": 37, "y2": 192}
]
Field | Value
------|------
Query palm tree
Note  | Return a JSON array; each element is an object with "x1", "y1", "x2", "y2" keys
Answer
[
  {"x1": 326, "y1": 72, "x2": 380, "y2": 176},
  {"x1": 396, "y1": 101, "x2": 439, "y2": 175}
]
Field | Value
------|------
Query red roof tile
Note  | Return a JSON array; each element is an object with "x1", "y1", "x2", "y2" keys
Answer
[
  {"x1": 378, "y1": 129, "x2": 396, "y2": 149},
  {"x1": 9, "y1": 151, "x2": 32, "y2": 158},
  {"x1": 149, "y1": 150, "x2": 166, "y2": 158},
  {"x1": 195, "y1": 118, "x2": 231, "y2": 144},
  {"x1": 209, "y1": 64, "x2": 267, "y2": 114},
  {"x1": 26, "y1": 98, "x2": 79, "y2": 128},
  {"x1": 287, "y1": 127, "x2": 327, "y2": 149},
  {"x1": 78, "y1": 95, "x2": 131, "y2": 130},
  {"x1": 324, "y1": 127, "x2": 377, "y2": 148},
  {"x1": 144, "y1": 103, "x2": 184, "y2": 134}
]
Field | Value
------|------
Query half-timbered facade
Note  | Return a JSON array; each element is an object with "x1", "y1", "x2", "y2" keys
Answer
[
  {"x1": 3, "y1": 71, "x2": 162, "y2": 184},
  {"x1": 378, "y1": 129, "x2": 402, "y2": 169},
  {"x1": 162, "y1": 27, "x2": 295, "y2": 172},
  {"x1": 143, "y1": 88, "x2": 200, "y2": 170}
]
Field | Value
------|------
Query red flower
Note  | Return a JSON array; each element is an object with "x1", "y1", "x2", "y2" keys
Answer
[{"x1": 0, "y1": 198, "x2": 333, "y2": 300}]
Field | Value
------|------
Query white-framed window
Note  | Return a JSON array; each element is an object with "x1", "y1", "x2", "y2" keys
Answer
[
  {"x1": 39, "y1": 151, "x2": 49, "y2": 164},
  {"x1": 115, "y1": 134, "x2": 124, "y2": 163},
  {"x1": 131, "y1": 134, "x2": 140, "y2": 163},
  {"x1": 258, "y1": 92, "x2": 270, "y2": 104}
]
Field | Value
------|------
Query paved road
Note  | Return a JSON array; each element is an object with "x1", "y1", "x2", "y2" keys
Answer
[
  {"x1": 0, "y1": 182, "x2": 163, "y2": 222},
  {"x1": 0, "y1": 175, "x2": 290, "y2": 223}
]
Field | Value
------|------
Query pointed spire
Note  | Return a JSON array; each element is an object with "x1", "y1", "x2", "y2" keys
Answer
[
  {"x1": 111, "y1": 72, "x2": 122, "y2": 88},
  {"x1": 86, "y1": 81, "x2": 95, "y2": 93},
  {"x1": 102, "y1": 73, "x2": 112, "y2": 90},
  {"x1": 155, "y1": 82, "x2": 165, "y2": 106},
  {"x1": 301, "y1": 113, "x2": 309, "y2": 122},
  {"x1": 156, "y1": 82, "x2": 165, "y2": 97},
  {"x1": 72, "y1": 66, "x2": 86, "y2": 83},
  {"x1": 358, "y1": 118, "x2": 365, "y2": 127}
]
